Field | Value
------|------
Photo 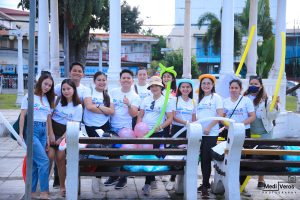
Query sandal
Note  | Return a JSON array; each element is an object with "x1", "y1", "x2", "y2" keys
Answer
[
  {"x1": 39, "y1": 192, "x2": 50, "y2": 200},
  {"x1": 60, "y1": 189, "x2": 66, "y2": 197}
]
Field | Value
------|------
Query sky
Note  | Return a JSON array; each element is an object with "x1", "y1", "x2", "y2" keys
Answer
[{"x1": 1, "y1": 0, "x2": 299, "y2": 35}]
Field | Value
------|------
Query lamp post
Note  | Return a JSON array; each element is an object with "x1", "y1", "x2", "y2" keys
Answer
[{"x1": 9, "y1": 29, "x2": 27, "y2": 106}]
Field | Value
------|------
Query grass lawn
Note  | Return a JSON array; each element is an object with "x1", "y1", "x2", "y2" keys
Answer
[
  {"x1": 286, "y1": 95, "x2": 297, "y2": 112},
  {"x1": 0, "y1": 94, "x2": 19, "y2": 109}
]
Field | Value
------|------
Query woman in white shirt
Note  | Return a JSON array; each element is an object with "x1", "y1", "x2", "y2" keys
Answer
[
  {"x1": 196, "y1": 74, "x2": 223, "y2": 198},
  {"x1": 137, "y1": 76, "x2": 173, "y2": 196},
  {"x1": 48, "y1": 79, "x2": 83, "y2": 197},
  {"x1": 83, "y1": 72, "x2": 114, "y2": 136},
  {"x1": 19, "y1": 73, "x2": 55, "y2": 199}
]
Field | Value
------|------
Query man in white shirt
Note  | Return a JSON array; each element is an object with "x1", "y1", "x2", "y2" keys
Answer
[{"x1": 104, "y1": 69, "x2": 140, "y2": 189}]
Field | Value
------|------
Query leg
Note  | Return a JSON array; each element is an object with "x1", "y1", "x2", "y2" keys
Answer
[{"x1": 56, "y1": 149, "x2": 66, "y2": 196}]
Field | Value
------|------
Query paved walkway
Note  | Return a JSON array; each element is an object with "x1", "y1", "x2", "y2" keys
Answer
[{"x1": 0, "y1": 109, "x2": 300, "y2": 199}]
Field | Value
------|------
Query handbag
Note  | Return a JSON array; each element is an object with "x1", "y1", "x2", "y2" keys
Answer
[
  {"x1": 11, "y1": 114, "x2": 27, "y2": 141},
  {"x1": 219, "y1": 97, "x2": 243, "y2": 139}
]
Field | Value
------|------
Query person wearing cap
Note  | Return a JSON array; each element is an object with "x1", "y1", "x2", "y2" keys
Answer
[
  {"x1": 196, "y1": 74, "x2": 223, "y2": 198},
  {"x1": 137, "y1": 76, "x2": 173, "y2": 196},
  {"x1": 165, "y1": 79, "x2": 197, "y2": 191}
]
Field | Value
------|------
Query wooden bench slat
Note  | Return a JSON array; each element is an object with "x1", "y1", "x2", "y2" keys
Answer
[
  {"x1": 241, "y1": 159, "x2": 300, "y2": 167},
  {"x1": 79, "y1": 159, "x2": 186, "y2": 166},
  {"x1": 80, "y1": 171, "x2": 184, "y2": 177},
  {"x1": 243, "y1": 138, "x2": 300, "y2": 146},
  {"x1": 224, "y1": 148, "x2": 300, "y2": 156},
  {"x1": 79, "y1": 137, "x2": 188, "y2": 145},
  {"x1": 240, "y1": 171, "x2": 300, "y2": 176},
  {"x1": 79, "y1": 148, "x2": 187, "y2": 156}
]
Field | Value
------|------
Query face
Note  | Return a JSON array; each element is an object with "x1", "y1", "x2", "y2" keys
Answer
[
  {"x1": 201, "y1": 78, "x2": 213, "y2": 94},
  {"x1": 179, "y1": 83, "x2": 192, "y2": 96},
  {"x1": 120, "y1": 72, "x2": 133, "y2": 88},
  {"x1": 94, "y1": 74, "x2": 107, "y2": 91},
  {"x1": 41, "y1": 78, "x2": 53, "y2": 94},
  {"x1": 62, "y1": 83, "x2": 74, "y2": 99},
  {"x1": 249, "y1": 79, "x2": 262, "y2": 88},
  {"x1": 162, "y1": 73, "x2": 173, "y2": 86},
  {"x1": 150, "y1": 85, "x2": 162, "y2": 96},
  {"x1": 229, "y1": 82, "x2": 242, "y2": 97},
  {"x1": 70, "y1": 65, "x2": 84, "y2": 81},
  {"x1": 137, "y1": 70, "x2": 147, "y2": 83}
]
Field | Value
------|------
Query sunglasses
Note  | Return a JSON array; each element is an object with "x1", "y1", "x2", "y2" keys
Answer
[{"x1": 150, "y1": 100, "x2": 155, "y2": 110}]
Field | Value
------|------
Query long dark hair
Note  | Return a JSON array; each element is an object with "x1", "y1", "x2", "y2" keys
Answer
[
  {"x1": 176, "y1": 82, "x2": 193, "y2": 99},
  {"x1": 60, "y1": 79, "x2": 81, "y2": 107},
  {"x1": 244, "y1": 76, "x2": 267, "y2": 106},
  {"x1": 34, "y1": 73, "x2": 55, "y2": 108},
  {"x1": 198, "y1": 78, "x2": 215, "y2": 103},
  {"x1": 93, "y1": 71, "x2": 110, "y2": 107},
  {"x1": 162, "y1": 72, "x2": 177, "y2": 92}
]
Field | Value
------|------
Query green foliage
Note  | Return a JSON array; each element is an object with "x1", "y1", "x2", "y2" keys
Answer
[
  {"x1": 142, "y1": 29, "x2": 166, "y2": 61},
  {"x1": 150, "y1": 50, "x2": 201, "y2": 79},
  {"x1": 257, "y1": 36, "x2": 274, "y2": 78},
  {"x1": 121, "y1": 1, "x2": 143, "y2": 33},
  {"x1": 197, "y1": 12, "x2": 242, "y2": 56}
]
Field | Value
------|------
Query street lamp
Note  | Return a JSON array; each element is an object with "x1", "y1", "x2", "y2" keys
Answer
[{"x1": 9, "y1": 28, "x2": 27, "y2": 106}]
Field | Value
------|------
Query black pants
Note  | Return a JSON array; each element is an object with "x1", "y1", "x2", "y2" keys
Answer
[
  {"x1": 200, "y1": 136, "x2": 218, "y2": 187},
  {"x1": 85, "y1": 121, "x2": 111, "y2": 137},
  {"x1": 240, "y1": 128, "x2": 251, "y2": 185},
  {"x1": 145, "y1": 131, "x2": 165, "y2": 184}
]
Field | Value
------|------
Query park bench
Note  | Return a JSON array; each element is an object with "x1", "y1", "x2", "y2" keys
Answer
[
  {"x1": 65, "y1": 121, "x2": 202, "y2": 200},
  {"x1": 211, "y1": 123, "x2": 300, "y2": 200}
]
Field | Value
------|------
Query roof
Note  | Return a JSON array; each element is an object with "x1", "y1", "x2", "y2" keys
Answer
[
  {"x1": 0, "y1": 7, "x2": 29, "y2": 17},
  {"x1": 94, "y1": 33, "x2": 159, "y2": 43}
]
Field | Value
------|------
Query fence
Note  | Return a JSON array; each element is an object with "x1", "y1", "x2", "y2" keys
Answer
[{"x1": 1, "y1": 76, "x2": 29, "y2": 89}]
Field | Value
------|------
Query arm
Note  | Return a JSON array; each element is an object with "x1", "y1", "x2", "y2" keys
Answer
[
  {"x1": 19, "y1": 109, "x2": 27, "y2": 140},
  {"x1": 203, "y1": 108, "x2": 224, "y2": 135},
  {"x1": 243, "y1": 111, "x2": 256, "y2": 125},
  {"x1": 266, "y1": 98, "x2": 280, "y2": 121},
  {"x1": 173, "y1": 111, "x2": 189, "y2": 125},
  {"x1": 123, "y1": 96, "x2": 138, "y2": 117},
  {"x1": 47, "y1": 115, "x2": 55, "y2": 145},
  {"x1": 137, "y1": 109, "x2": 145, "y2": 124},
  {"x1": 155, "y1": 112, "x2": 173, "y2": 132}
]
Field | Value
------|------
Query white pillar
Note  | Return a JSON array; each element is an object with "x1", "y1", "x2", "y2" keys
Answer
[
  {"x1": 107, "y1": 0, "x2": 121, "y2": 82},
  {"x1": 16, "y1": 33, "x2": 24, "y2": 106},
  {"x1": 50, "y1": 0, "x2": 60, "y2": 78},
  {"x1": 182, "y1": 0, "x2": 191, "y2": 79},
  {"x1": 38, "y1": 0, "x2": 50, "y2": 75},
  {"x1": 269, "y1": 0, "x2": 286, "y2": 79},
  {"x1": 99, "y1": 43, "x2": 103, "y2": 72},
  {"x1": 220, "y1": 0, "x2": 234, "y2": 76},
  {"x1": 246, "y1": 0, "x2": 258, "y2": 78}
]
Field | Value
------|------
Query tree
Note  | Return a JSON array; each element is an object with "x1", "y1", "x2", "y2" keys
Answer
[
  {"x1": 19, "y1": 0, "x2": 143, "y2": 66},
  {"x1": 151, "y1": 50, "x2": 201, "y2": 79},
  {"x1": 197, "y1": 12, "x2": 242, "y2": 57},
  {"x1": 141, "y1": 29, "x2": 166, "y2": 61}
]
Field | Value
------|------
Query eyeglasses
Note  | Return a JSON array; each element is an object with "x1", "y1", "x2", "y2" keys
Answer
[{"x1": 150, "y1": 100, "x2": 155, "y2": 110}]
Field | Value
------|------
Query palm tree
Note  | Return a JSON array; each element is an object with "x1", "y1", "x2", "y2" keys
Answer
[{"x1": 197, "y1": 12, "x2": 242, "y2": 57}]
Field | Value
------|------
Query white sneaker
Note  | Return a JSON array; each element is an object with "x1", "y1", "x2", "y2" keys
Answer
[
  {"x1": 150, "y1": 181, "x2": 158, "y2": 190},
  {"x1": 142, "y1": 184, "x2": 151, "y2": 196},
  {"x1": 92, "y1": 177, "x2": 108, "y2": 193},
  {"x1": 161, "y1": 175, "x2": 169, "y2": 182},
  {"x1": 166, "y1": 181, "x2": 174, "y2": 191},
  {"x1": 241, "y1": 189, "x2": 252, "y2": 197}
]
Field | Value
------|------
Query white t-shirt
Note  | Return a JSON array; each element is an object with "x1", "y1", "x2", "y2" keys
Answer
[
  {"x1": 223, "y1": 95, "x2": 255, "y2": 129},
  {"x1": 21, "y1": 94, "x2": 51, "y2": 122},
  {"x1": 133, "y1": 84, "x2": 151, "y2": 100},
  {"x1": 196, "y1": 93, "x2": 223, "y2": 136},
  {"x1": 110, "y1": 87, "x2": 141, "y2": 129},
  {"x1": 172, "y1": 96, "x2": 196, "y2": 126},
  {"x1": 52, "y1": 101, "x2": 83, "y2": 125},
  {"x1": 83, "y1": 88, "x2": 112, "y2": 127},
  {"x1": 54, "y1": 83, "x2": 91, "y2": 102},
  {"x1": 140, "y1": 95, "x2": 173, "y2": 130}
]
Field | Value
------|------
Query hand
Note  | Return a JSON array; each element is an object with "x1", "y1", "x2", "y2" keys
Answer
[
  {"x1": 204, "y1": 127, "x2": 211, "y2": 135},
  {"x1": 155, "y1": 126, "x2": 162, "y2": 133},
  {"x1": 123, "y1": 95, "x2": 130, "y2": 107},
  {"x1": 49, "y1": 133, "x2": 56, "y2": 145},
  {"x1": 55, "y1": 137, "x2": 64, "y2": 146}
]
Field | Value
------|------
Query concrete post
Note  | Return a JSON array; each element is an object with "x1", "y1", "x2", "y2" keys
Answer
[
  {"x1": 50, "y1": 0, "x2": 60, "y2": 78},
  {"x1": 220, "y1": 0, "x2": 234, "y2": 76},
  {"x1": 99, "y1": 43, "x2": 103, "y2": 72},
  {"x1": 16, "y1": 33, "x2": 24, "y2": 106},
  {"x1": 182, "y1": 0, "x2": 191, "y2": 79},
  {"x1": 246, "y1": 0, "x2": 258, "y2": 78},
  {"x1": 38, "y1": 0, "x2": 50, "y2": 75},
  {"x1": 107, "y1": 0, "x2": 121, "y2": 82}
]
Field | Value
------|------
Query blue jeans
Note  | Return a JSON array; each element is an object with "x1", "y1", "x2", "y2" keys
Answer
[{"x1": 30, "y1": 121, "x2": 49, "y2": 192}]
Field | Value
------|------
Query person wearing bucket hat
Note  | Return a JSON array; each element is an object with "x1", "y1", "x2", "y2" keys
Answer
[
  {"x1": 137, "y1": 76, "x2": 173, "y2": 196},
  {"x1": 196, "y1": 74, "x2": 223, "y2": 198},
  {"x1": 165, "y1": 79, "x2": 197, "y2": 191}
]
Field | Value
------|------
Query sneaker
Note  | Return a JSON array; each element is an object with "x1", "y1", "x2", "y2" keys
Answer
[
  {"x1": 53, "y1": 175, "x2": 60, "y2": 189},
  {"x1": 142, "y1": 184, "x2": 151, "y2": 196},
  {"x1": 241, "y1": 189, "x2": 252, "y2": 197},
  {"x1": 150, "y1": 181, "x2": 158, "y2": 190},
  {"x1": 201, "y1": 187, "x2": 209, "y2": 199},
  {"x1": 166, "y1": 181, "x2": 174, "y2": 191},
  {"x1": 115, "y1": 177, "x2": 127, "y2": 189},
  {"x1": 197, "y1": 184, "x2": 211, "y2": 193},
  {"x1": 104, "y1": 177, "x2": 119, "y2": 186},
  {"x1": 257, "y1": 181, "x2": 266, "y2": 189},
  {"x1": 92, "y1": 177, "x2": 109, "y2": 193}
]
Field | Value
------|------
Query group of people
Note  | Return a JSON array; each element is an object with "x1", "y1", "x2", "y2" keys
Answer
[{"x1": 18, "y1": 62, "x2": 280, "y2": 199}]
